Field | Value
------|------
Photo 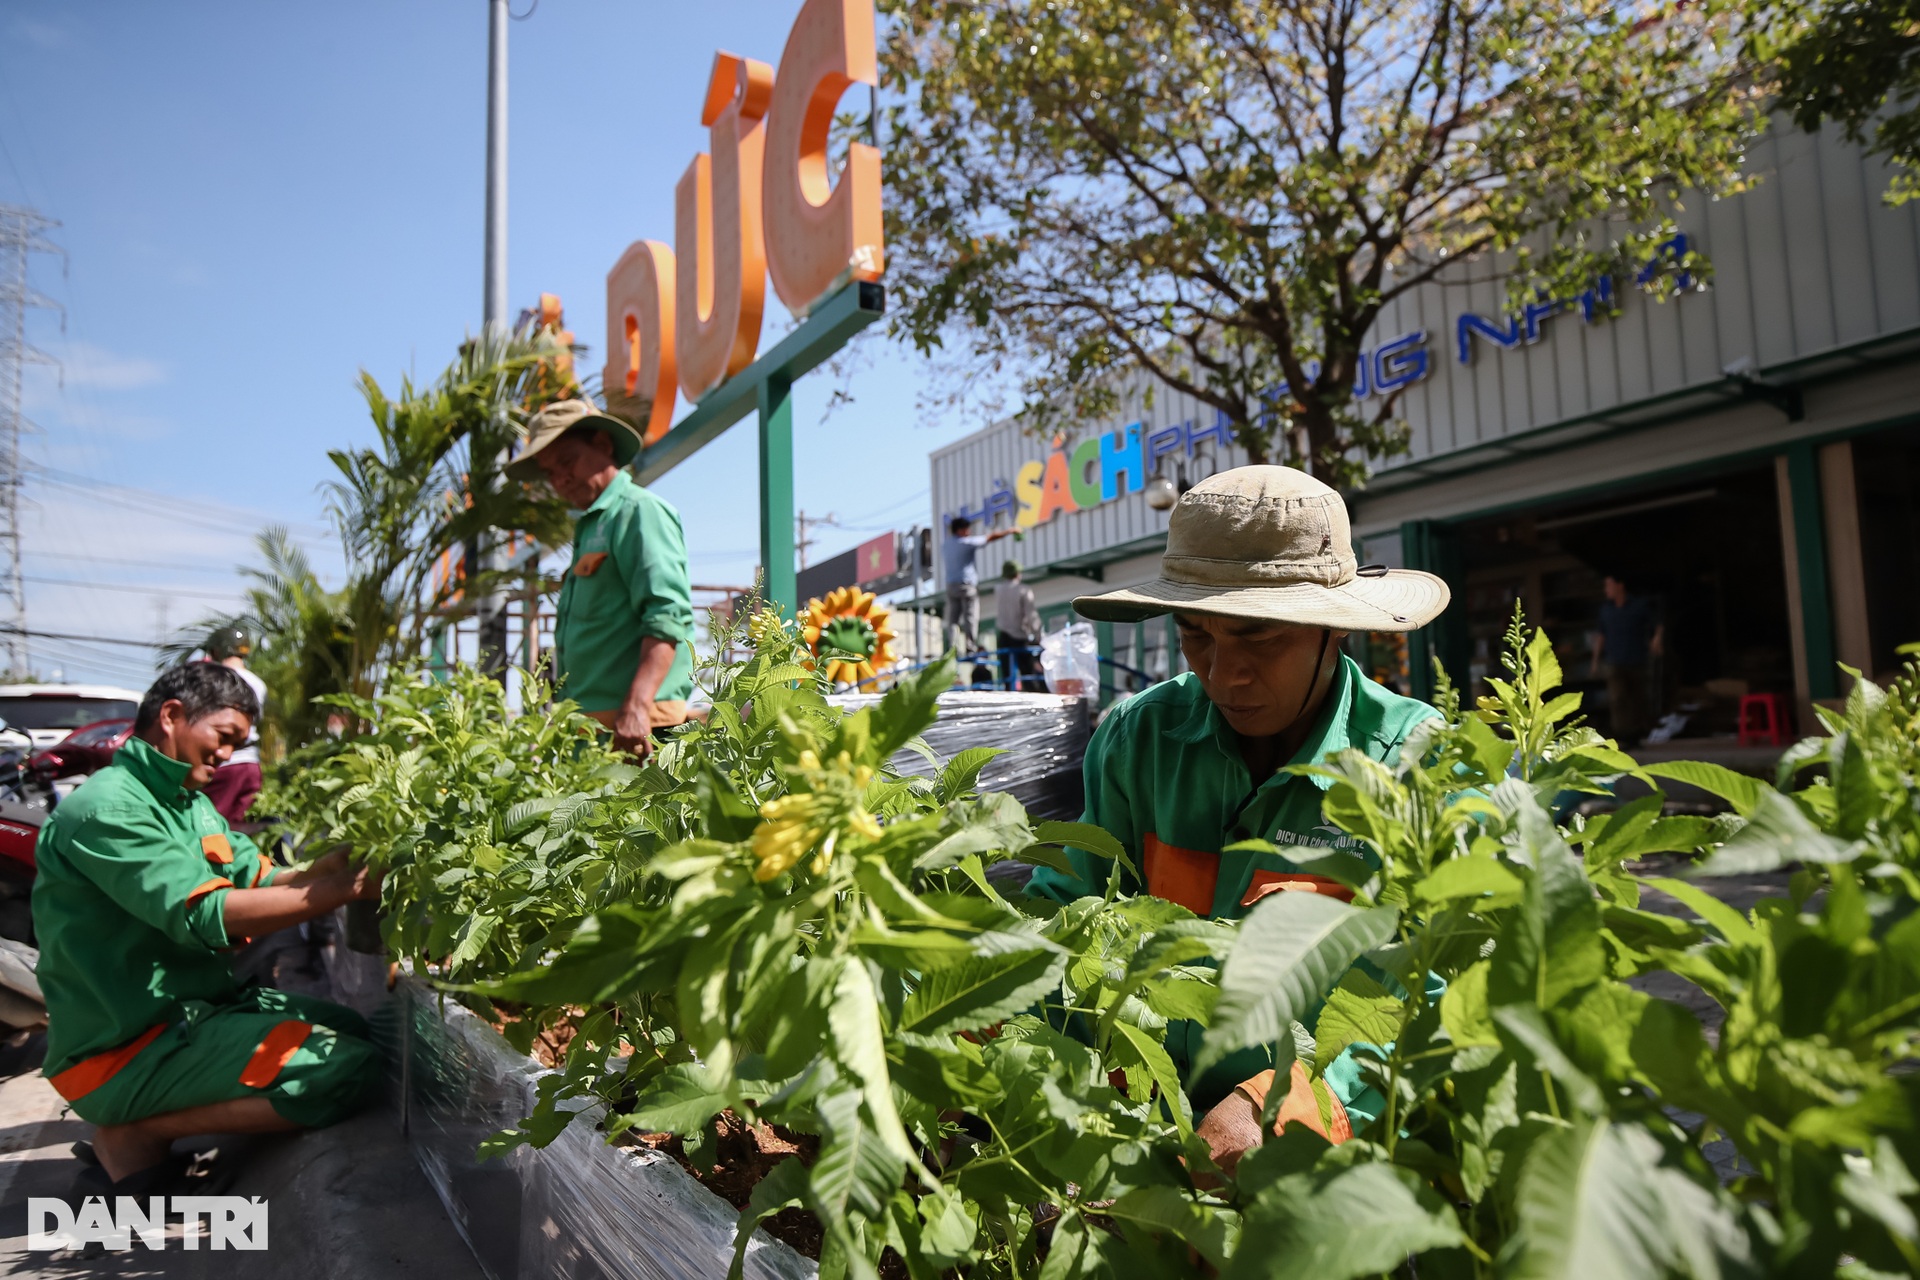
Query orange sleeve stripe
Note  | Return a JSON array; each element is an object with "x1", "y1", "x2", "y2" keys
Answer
[
  {"x1": 1240, "y1": 871, "x2": 1357, "y2": 907},
  {"x1": 185, "y1": 876, "x2": 234, "y2": 905},
  {"x1": 239, "y1": 1020, "x2": 313, "y2": 1089},
  {"x1": 49, "y1": 1023, "x2": 168, "y2": 1101}
]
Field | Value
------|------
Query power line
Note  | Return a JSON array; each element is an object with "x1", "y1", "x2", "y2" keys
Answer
[
  {"x1": 21, "y1": 575, "x2": 242, "y2": 600},
  {"x1": 0, "y1": 625, "x2": 157, "y2": 649},
  {"x1": 26, "y1": 549, "x2": 245, "y2": 574},
  {"x1": 27, "y1": 464, "x2": 334, "y2": 541}
]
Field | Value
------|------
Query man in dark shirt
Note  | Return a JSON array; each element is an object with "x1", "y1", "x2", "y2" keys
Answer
[{"x1": 1590, "y1": 573, "x2": 1664, "y2": 745}]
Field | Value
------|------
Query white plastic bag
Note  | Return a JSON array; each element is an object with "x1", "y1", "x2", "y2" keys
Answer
[{"x1": 1040, "y1": 622, "x2": 1100, "y2": 699}]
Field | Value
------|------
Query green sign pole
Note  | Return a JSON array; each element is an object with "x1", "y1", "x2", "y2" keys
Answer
[
  {"x1": 635, "y1": 280, "x2": 885, "y2": 615},
  {"x1": 758, "y1": 370, "x2": 796, "y2": 615}
]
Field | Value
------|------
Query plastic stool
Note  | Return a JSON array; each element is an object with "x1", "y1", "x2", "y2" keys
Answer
[{"x1": 1737, "y1": 692, "x2": 1790, "y2": 746}]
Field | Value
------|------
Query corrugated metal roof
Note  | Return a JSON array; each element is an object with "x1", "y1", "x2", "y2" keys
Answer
[{"x1": 928, "y1": 124, "x2": 1920, "y2": 569}]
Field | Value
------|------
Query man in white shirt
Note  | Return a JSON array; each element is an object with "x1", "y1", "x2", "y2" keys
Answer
[
  {"x1": 200, "y1": 627, "x2": 268, "y2": 825},
  {"x1": 994, "y1": 560, "x2": 1045, "y2": 691},
  {"x1": 941, "y1": 516, "x2": 1015, "y2": 655}
]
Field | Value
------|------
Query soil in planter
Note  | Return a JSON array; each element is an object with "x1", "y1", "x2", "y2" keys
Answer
[
  {"x1": 626, "y1": 1113, "x2": 830, "y2": 1261},
  {"x1": 476, "y1": 999, "x2": 580, "y2": 1069},
  {"x1": 623, "y1": 1116, "x2": 914, "y2": 1276}
]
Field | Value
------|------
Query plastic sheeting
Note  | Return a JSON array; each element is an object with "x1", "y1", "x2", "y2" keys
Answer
[
  {"x1": 829, "y1": 690, "x2": 1090, "y2": 820},
  {"x1": 326, "y1": 941, "x2": 814, "y2": 1280}
]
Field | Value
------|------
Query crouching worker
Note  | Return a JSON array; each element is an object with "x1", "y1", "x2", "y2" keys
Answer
[
  {"x1": 1024, "y1": 465, "x2": 1450, "y2": 1174},
  {"x1": 32, "y1": 663, "x2": 383, "y2": 1194}
]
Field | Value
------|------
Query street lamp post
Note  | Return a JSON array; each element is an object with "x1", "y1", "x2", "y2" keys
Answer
[{"x1": 475, "y1": 0, "x2": 511, "y2": 675}]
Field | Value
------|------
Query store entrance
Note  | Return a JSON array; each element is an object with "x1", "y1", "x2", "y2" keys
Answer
[{"x1": 1450, "y1": 465, "x2": 1794, "y2": 745}]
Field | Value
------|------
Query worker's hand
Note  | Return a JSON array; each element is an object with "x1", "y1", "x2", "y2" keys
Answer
[
  {"x1": 313, "y1": 850, "x2": 381, "y2": 904},
  {"x1": 611, "y1": 699, "x2": 656, "y2": 761},
  {"x1": 1195, "y1": 1088, "x2": 1265, "y2": 1183},
  {"x1": 303, "y1": 845, "x2": 353, "y2": 880},
  {"x1": 342, "y1": 862, "x2": 383, "y2": 903}
]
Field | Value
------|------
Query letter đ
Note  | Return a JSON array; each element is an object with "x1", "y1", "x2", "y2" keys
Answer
[
  {"x1": 762, "y1": 0, "x2": 883, "y2": 314},
  {"x1": 676, "y1": 52, "x2": 775, "y2": 400},
  {"x1": 604, "y1": 241, "x2": 678, "y2": 444},
  {"x1": 27, "y1": 1198, "x2": 76, "y2": 1251}
]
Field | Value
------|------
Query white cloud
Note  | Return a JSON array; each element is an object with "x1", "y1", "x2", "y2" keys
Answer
[
  {"x1": 44, "y1": 341, "x2": 168, "y2": 392},
  {"x1": 16, "y1": 20, "x2": 68, "y2": 49}
]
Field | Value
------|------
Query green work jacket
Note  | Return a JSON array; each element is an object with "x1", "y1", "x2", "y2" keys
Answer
[
  {"x1": 553, "y1": 470, "x2": 696, "y2": 713},
  {"x1": 1027, "y1": 654, "x2": 1439, "y2": 1110},
  {"x1": 32, "y1": 736, "x2": 278, "y2": 1077}
]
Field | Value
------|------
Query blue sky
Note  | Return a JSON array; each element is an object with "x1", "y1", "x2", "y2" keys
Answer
[{"x1": 0, "y1": 0, "x2": 977, "y2": 688}]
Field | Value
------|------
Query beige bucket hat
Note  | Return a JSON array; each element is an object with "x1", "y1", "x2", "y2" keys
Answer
[
  {"x1": 505, "y1": 399, "x2": 646, "y2": 483},
  {"x1": 1073, "y1": 465, "x2": 1449, "y2": 632}
]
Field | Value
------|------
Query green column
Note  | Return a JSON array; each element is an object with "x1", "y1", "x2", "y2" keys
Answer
[
  {"x1": 1784, "y1": 441, "x2": 1838, "y2": 700},
  {"x1": 758, "y1": 372, "x2": 796, "y2": 616},
  {"x1": 1400, "y1": 520, "x2": 1468, "y2": 704}
]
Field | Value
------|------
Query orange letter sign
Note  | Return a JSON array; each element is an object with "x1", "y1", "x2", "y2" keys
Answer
[
  {"x1": 676, "y1": 52, "x2": 774, "y2": 401},
  {"x1": 762, "y1": 0, "x2": 884, "y2": 315},
  {"x1": 604, "y1": 241, "x2": 677, "y2": 444}
]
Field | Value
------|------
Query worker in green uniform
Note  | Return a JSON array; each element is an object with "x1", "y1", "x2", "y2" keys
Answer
[
  {"x1": 33, "y1": 662, "x2": 384, "y2": 1193},
  {"x1": 507, "y1": 398, "x2": 696, "y2": 760},
  {"x1": 1024, "y1": 465, "x2": 1450, "y2": 1173}
]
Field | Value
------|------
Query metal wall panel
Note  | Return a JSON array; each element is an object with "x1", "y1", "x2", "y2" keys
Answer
[{"x1": 927, "y1": 126, "x2": 1920, "y2": 570}]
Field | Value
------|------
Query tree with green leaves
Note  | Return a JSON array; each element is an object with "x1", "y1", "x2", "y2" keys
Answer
[
  {"x1": 160, "y1": 527, "x2": 352, "y2": 757},
  {"x1": 1750, "y1": 0, "x2": 1920, "y2": 203},
  {"x1": 177, "y1": 327, "x2": 574, "y2": 750},
  {"x1": 324, "y1": 325, "x2": 573, "y2": 706},
  {"x1": 878, "y1": 0, "x2": 1761, "y2": 481}
]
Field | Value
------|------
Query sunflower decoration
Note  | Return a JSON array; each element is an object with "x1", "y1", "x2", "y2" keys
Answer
[{"x1": 801, "y1": 587, "x2": 899, "y2": 688}]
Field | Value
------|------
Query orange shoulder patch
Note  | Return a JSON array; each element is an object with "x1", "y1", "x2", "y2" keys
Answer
[
  {"x1": 1143, "y1": 834, "x2": 1219, "y2": 916},
  {"x1": 200, "y1": 833, "x2": 234, "y2": 865}
]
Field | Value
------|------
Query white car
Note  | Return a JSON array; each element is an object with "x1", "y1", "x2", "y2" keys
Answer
[{"x1": 0, "y1": 684, "x2": 144, "y2": 752}]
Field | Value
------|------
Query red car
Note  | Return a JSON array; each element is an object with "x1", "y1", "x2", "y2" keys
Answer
[{"x1": 29, "y1": 717, "x2": 134, "y2": 796}]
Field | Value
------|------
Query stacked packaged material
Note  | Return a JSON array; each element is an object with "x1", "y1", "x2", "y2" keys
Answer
[{"x1": 827, "y1": 690, "x2": 1090, "y2": 821}]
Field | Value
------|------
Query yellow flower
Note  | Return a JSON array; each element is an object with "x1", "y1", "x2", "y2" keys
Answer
[
  {"x1": 752, "y1": 794, "x2": 826, "y2": 882},
  {"x1": 746, "y1": 607, "x2": 791, "y2": 653}
]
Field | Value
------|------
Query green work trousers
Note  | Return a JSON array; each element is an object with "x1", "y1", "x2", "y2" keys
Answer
[{"x1": 67, "y1": 987, "x2": 382, "y2": 1130}]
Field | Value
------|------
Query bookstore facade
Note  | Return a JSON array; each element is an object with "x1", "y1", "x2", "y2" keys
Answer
[{"x1": 927, "y1": 124, "x2": 1920, "y2": 738}]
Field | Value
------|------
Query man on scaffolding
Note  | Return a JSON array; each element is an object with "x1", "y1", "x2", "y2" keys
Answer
[
  {"x1": 941, "y1": 515, "x2": 1016, "y2": 658},
  {"x1": 507, "y1": 399, "x2": 695, "y2": 761}
]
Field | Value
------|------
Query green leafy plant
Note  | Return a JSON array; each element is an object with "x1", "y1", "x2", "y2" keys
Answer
[{"x1": 267, "y1": 605, "x2": 1920, "y2": 1278}]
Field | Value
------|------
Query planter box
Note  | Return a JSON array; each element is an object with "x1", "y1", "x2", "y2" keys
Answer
[{"x1": 327, "y1": 934, "x2": 815, "y2": 1280}]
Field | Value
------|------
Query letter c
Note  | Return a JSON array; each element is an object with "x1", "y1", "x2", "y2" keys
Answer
[{"x1": 762, "y1": 0, "x2": 884, "y2": 315}]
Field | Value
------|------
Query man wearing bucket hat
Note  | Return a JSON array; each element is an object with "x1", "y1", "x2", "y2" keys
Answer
[
  {"x1": 507, "y1": 399, "x2": 695, "y2": 759},
  {"x1": 1024, "y1": 464, "x2": 1450, "y2": 1171}
]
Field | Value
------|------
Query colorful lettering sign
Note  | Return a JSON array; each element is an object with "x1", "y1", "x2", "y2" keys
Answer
[
  {"x1": 601, "y1": 0, "x2": 885, "y2": 433},
  {"x1": 947, "y1": 239, "x2": 1699, "y2": 527}
]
